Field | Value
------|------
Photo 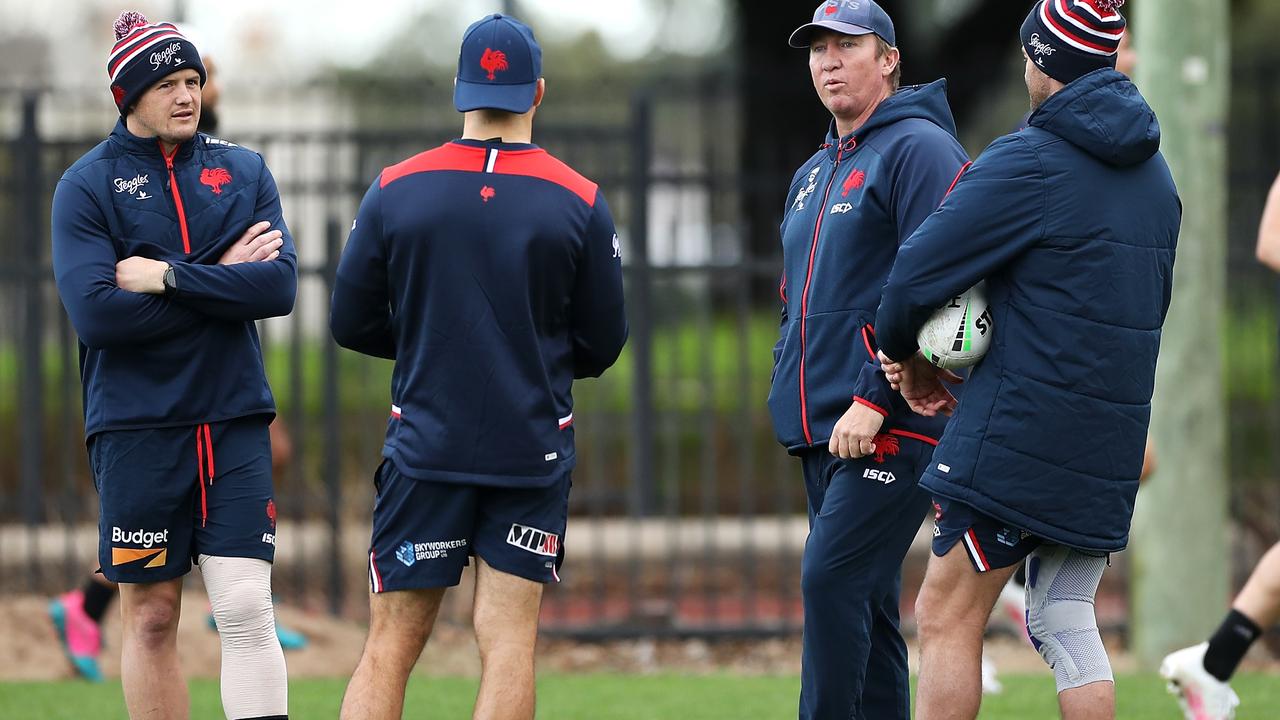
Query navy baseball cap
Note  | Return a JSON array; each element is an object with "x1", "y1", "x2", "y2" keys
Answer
[
  {"x1": 454, "y1": 14, "x2": 542, "y2": 114},
  {"x1": 789, "y1": 0, "x2": 896, "y2": 48}
]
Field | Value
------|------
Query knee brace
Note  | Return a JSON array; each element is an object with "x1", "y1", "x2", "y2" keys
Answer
[
  {"x1": 200, "y1": 555, "x2": 288, "y2": 719},
  {"x1": 1024, "y1": 545, "x2": 1113, "y2": 693}
]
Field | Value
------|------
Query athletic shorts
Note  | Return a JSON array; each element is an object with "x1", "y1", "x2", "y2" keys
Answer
[
  {"x1": 367, "y1": 460, "x2": 569, "y2": 592},
  {"x1": 91, "y1": 416, "x2": 277, "y2": 583},
  {"x1": 930, "y1": 496, "x2": 1043, "y2": 573}
]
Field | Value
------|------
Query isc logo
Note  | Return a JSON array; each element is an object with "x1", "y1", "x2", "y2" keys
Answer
[{"x1": 863, "y1": 468, "x2": 896, "y2": 484}]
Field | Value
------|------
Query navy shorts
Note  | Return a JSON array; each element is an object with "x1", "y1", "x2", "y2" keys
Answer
[
  {"x1": 367, "y1": 460, "x2": 570, "y2": 592},
  {"x1": 91, "y1": 416, "x2": 277, "y2": 583},
  {"x1": 930, "y1": 496, "x2": 1043, "y2": 573}
]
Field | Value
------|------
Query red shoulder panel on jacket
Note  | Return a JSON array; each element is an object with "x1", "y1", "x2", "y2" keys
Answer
[
  {"x1": 493, "y1": 150, "x2": 598, "y2": 206},
  {"x1": 380, "y1": 143, "x2": 485, "y2": 188}
]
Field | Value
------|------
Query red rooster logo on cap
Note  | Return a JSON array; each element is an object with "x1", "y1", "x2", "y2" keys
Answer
[
  {"x1": 200, "y1": 167, "x2": 232, "y2": 195},
  {"x1": 480, "y1": 48, "x2": 509, "y2": 81}
]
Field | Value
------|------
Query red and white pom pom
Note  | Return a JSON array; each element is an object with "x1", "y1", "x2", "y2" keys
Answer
[
  {"x1": 113, "y1": 10, "x2": 149, "y2": 41},
  {"x1": 1092, "y1": 0, "x2": 1125, "y2": 12}
]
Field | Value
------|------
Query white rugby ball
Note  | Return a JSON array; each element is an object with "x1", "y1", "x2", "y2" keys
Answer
[{"x1": 917, "y1": 283, "x2": 993, "y2": 369}]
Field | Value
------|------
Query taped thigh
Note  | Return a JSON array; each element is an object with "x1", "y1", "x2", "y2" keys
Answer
[{"x1": 1024, "y1": 545, "x2": 1113, "y2": 692}]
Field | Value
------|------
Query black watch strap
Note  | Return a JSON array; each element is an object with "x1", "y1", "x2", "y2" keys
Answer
[{"x1": 162, "y1": 265, "x2": 178, "y2": 297}]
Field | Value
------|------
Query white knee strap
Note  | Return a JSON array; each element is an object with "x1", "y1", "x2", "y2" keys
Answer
[
  {"x1": 1024, "y1": 545, "x2": 1113, "y2": 693},
  {"x1": 200, "y1": 555, "x2": 288, "y2": 719}
]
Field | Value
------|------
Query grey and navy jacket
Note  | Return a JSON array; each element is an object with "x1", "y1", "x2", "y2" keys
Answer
[
  {"x1": 330, "y1": 139, "x2": 627, "y2": 488},
  {"x1": 768, "y1": 80, "x2": 969, "y2": 456},
  {"x1": 876, "y1": 69, "x2": 1180, "y2": 552},
  {"x1": 52, "y1": 120, "x2": 297, "y2": 439}
]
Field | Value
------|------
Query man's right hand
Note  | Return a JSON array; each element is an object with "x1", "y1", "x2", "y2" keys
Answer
[
  {"x1": 880, "y1": 350, "x2": 963, "y2": 417},
  {"x1": 218, "y1": 220, "x2": 283, "y2": 265}
]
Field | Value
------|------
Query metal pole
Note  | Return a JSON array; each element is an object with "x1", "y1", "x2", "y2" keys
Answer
[
  {"x1": 323, "y1": 218, "x2": 345, "y2": 616},
  {"x1": 1130, "y1": 0, "x2": 1231, "y2": 665},
  {"x1": 627, "y1": 92, "x2": 655, "y2": 518},
  {"x1": 17, "y1": 93, "x2": 47, "y2": 593}
]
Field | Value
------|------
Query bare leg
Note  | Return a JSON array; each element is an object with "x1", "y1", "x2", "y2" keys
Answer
[
  {"x1": 119, "y1": 578, "x2": 187, "y2": 720},
  {"x1": 915, "y1": 544, "x2": 1018, "y2": 720},
  {"x1": 1234, "y1": 541, "x2": 1280, "y2": 628},
  {"x1": 340, "y1": 587, "x2": 445, "y2": 720},
  {"x1": 1059, "y1": 680, "x2": 1115, "y2": 720},
  {"x1": 472, "y1": 558, "x2": 544, "y2": 720}
]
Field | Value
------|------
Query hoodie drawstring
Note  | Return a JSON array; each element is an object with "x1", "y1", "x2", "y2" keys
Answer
[{"x1": 195, "y1": 423, "x2": 215, "y2": 527}]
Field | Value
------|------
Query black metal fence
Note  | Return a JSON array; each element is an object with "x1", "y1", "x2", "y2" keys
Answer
[
  {"x1": 0, "y1": 78, "x2": 813, "y2": 635},
  {"x1": 3, "y1": 58, "x2": 1279, "y2": 638}
]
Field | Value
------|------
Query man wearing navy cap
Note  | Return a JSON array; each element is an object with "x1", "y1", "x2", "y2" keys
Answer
[
  {"x1": 335, "y1": 14, "x2": 626, "y2": 720},
  {"x1": 767, "y1": 1, "x2": 968, "y2": 718}
]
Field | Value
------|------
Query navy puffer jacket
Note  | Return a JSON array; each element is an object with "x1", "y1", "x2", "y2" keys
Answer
[{"x1": 875, "y1": 69, "x2": 1180, "y2": 552}]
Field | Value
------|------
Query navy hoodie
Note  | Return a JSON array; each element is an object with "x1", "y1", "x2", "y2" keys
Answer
[
  {"x1": 876, "y1": 69, "x2": 1180, "y2": 551},
  {"x1": 52, "y1": 120, "x2": 297, "y2": 439},
  {"x1": 768, "y1": 80, "x2": 969, "y2": 456},
  {"x1": 330, "y1": 139, "x2": 627, "y2": 488}
]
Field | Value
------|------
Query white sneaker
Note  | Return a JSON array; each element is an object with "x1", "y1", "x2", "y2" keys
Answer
[
  {"x1": 981, "y1": 654, "x2": 1002, "y2": 695},
  {"x1": 1160, "y1": 642, "x2": 1240, "y2": 720}
]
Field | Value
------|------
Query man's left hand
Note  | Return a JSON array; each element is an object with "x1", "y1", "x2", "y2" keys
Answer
[
  {"x1": 829, "y1": 401, "x2": 885, "y2": 460},
  {"x1": 115, "y1": 257, "x2": 169, "y2": 294}
]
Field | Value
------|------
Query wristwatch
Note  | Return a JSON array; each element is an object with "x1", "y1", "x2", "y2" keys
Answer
[{"x1": 162, "y1": 264, "x2": 178, "y2": 297}]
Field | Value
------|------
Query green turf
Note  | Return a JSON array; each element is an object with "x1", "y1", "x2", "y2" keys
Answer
[{"x1": 1, "y1": 672, "x2": 1278, "y2": 719}]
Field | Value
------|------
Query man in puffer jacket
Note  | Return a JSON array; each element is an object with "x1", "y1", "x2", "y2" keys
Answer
[
  {"x1": 768, "y1": 2, "x2": 969, "y2": 718},
  {"x1": 875, "y1": 2, "x2": 1179, "y2": 718},
  {"x1": 51, "y1": 11, "x2": 294, "y2": 719}
]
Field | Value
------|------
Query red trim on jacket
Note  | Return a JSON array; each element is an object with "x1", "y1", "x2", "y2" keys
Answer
[
  {"x1": 161, "y1": 142, "x2": 191, "y2": 253},
  {"x1": 944, "y1": 161, "x2": 973, "y2": 198},
  {"x1": 887, "y1": 428, "x2": 939, "y2": 446},
  {"x1": 853, "y1": 396, "x2": 888, "y2": 417},
  {"x1": 861, "y1": 325, "x2": 876, "y2": 361}
]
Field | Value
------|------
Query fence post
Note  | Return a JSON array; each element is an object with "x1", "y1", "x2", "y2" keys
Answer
[
  {"x1": 627, "y1": 91, "x2": 656, "y2": 517},
  {"x1": 323, "y1": 218, "x2": 345, "y2": 615},
  {"x1": 18, "y1": 93, "x2": 47, "y2": 558}
]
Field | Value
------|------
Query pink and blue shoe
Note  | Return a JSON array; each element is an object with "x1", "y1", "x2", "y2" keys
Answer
[{"x1": 48, "y1": 590, "x2": 104, "y2": 682}]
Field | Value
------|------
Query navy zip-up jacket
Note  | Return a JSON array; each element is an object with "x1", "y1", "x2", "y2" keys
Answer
[
  {"x1": 52, "y1": 120, "x2": 297, "y2": 439},
  {"x1": 330, "y1": 139, "x2": 627, "y2": 488},
  {"x1": 876, "y1": 69, "x2": 1180, "y2": 551},
  {"x1": 768, "y1": 80, "x2": 969, "y2": 456}
]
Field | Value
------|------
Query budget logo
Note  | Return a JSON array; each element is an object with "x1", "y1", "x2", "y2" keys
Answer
[
  {"x1": 111, "y1": 526, "x2": 170, "y2": 568},
  {"x1": 507, "y1": 523, "x2": 559, "y2": 557},
  {"x1": 396, "y1": 540, "x2": 416, "y2": 567}
]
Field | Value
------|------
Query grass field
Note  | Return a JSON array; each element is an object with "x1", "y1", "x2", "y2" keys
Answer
[{"x1": 2, "y1": 672, "x2": 1278, "y2": 719}]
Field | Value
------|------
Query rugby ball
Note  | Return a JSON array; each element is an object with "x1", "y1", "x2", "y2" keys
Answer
[{"x1": 917, "y1": 283, "x2": 993, "y2": 369}]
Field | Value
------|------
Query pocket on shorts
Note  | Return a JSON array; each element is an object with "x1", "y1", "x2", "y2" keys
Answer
[{"x1": 90, "y1": 429, "x2": 160, "y2": 484}]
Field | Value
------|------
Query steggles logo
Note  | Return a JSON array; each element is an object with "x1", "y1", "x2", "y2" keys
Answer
[
  {"x1": 1028, "y1": 33, "x2": 1056, "y2": 56},
  {"x1": 150, "y1": 42, "x2": 185, "y2": 70},
  {"x1": 114, "y1": 173, "x2": 150, "y2": 196}
]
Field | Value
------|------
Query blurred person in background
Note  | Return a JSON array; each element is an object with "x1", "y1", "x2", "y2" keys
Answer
[
  {"x1": 331, "y1": 13, "x2": 626, "y2": 720},
  {"x1": 47, "y1": 31, "x2": 306, "y2": 686},
  {"x1": 767, "y1": 1, "x2": 968, "y2": 718},
  {"x1": 875, "y1": 0, "x2": 1179, "y2": 717},
  {"x1": 51, "y1": 11, "x2": 295, "y2": 718},
  {"x1": 1158, "y1": 169, "x2": 1280, "y2": 720}
]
